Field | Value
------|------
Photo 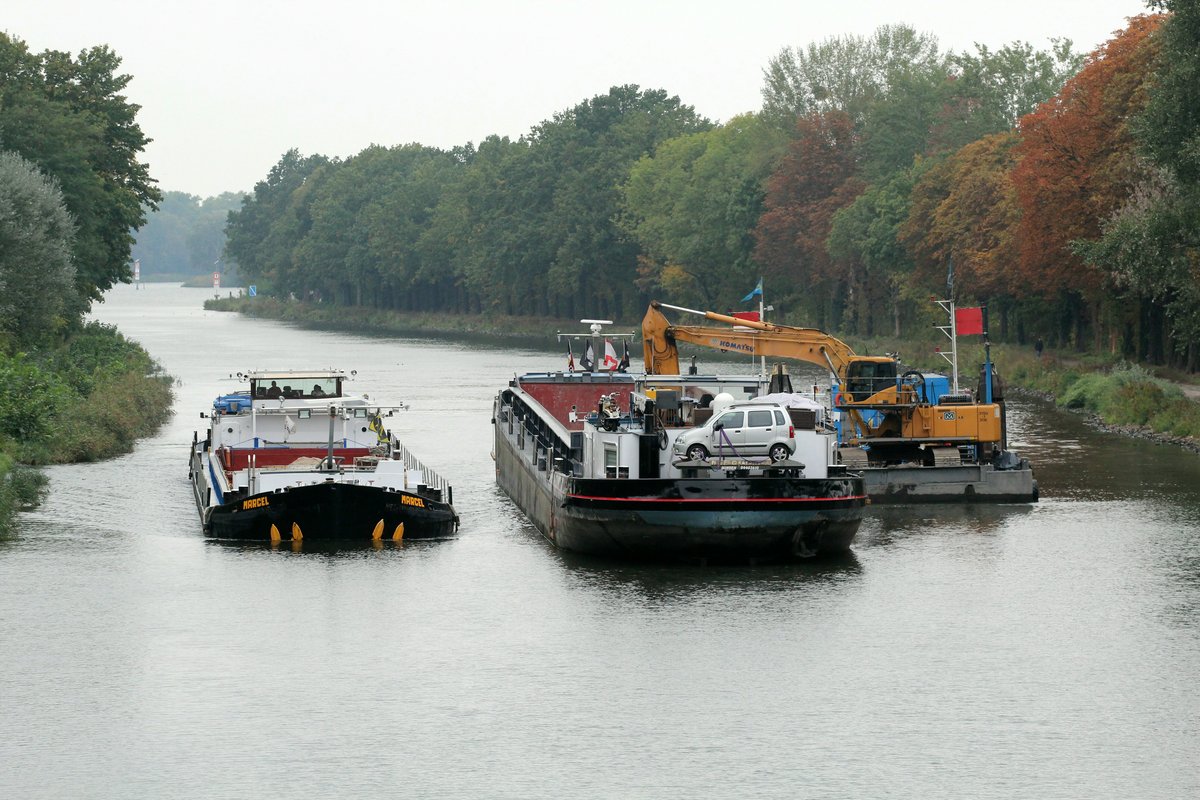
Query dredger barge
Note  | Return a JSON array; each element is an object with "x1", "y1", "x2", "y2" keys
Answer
[{"x1": 642, "y1": 301, "x2": 1038, "y2": 505}]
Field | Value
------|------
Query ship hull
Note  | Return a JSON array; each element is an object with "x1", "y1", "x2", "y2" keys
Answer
[
  {"x1": 200, "y1": 481, "x2": 457, "y2": 543},
  {"x1": 494, "y1": 419, "x2": 865, "y2": 563},
  {"x1": 862, "y1": 463, "x2": 1038, "y2": 504}
]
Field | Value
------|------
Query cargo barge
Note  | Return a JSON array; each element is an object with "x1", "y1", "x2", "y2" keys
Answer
[{"x1": 493, "y1": 364, "x2": 866, "y2": 563}]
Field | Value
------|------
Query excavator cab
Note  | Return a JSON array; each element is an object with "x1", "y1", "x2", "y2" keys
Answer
[{"x1": 842, "y1": 358, "x2": 898, "y2": 402}]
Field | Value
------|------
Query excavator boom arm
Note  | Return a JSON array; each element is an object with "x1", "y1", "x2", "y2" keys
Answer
[{"x1": 641, "y1": 301, "x2": 860, "y2": 377}]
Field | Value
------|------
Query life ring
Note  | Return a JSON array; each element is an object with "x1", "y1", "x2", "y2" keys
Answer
[
  {"x1": 657, "y1": 428, "x2": 669, "y2": 451},
  {"x1": 833, "y1": 391, "x2": 844, "y2": 407}
]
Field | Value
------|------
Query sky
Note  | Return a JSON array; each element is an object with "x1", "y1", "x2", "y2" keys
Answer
[{"x1": 5, "y1": 0, "x2": 1152, "y2": 198}]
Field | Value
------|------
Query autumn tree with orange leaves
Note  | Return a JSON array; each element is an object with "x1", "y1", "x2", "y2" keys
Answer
[
  {"x1": 901, "y1": 131, "x2": 1023, "y2": 326},
  {"x1": 753, "y1": 111, "x2": 866, "y2": 328},
  {"x1": 1011, "y1": 14, "x2": 1164, "y2": 347}
]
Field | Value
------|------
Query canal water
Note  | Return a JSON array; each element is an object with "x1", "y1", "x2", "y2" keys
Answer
[{"x1": 2, "y1": 285, "x2": 1198, "y2": 799}]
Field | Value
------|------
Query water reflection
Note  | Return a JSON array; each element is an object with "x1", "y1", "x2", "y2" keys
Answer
[
  {"x1": 204, "y1": 536, "x2": 456, "y2": 559},
  {"x1": 552, "y1": 548, "x2": 863, "y2": 603},
  {"x1": 863, "y1": 502, "x2": 1034, "y2": 541}
]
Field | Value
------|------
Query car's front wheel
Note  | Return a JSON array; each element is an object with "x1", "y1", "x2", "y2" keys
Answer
[{"x1": 686, "y1": 444, "x2": 710, "y2": 461}]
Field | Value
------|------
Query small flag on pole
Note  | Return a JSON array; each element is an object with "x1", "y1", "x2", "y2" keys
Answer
[
  {"x1": 567, "y1": 339, "x2": 576, "y2": 372},
  {"x1": 618, "y1": 340, "x2": 630, "y2": 372},
  {"x1": 582, "y1": 342, "x2": 595, "y2": 371},
  {"x1": 368, "y1": 412, "x2": 389, "y2": 443},
  {"x1": 955, "y1": 307, "x2": 984, "y2": 336},
  {"x1": 603, "y1": 339, "x2": 619, "y2": 371},
  {"x1": 741, "y1": 277, "x2": 763, "y2": 303}
]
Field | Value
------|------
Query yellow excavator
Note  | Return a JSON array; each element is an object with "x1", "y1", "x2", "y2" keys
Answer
[{"x1": 642, "y1": 301, "x2": 1005, "y2": 468}]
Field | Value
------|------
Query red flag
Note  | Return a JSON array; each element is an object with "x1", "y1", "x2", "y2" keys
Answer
[
  {"x1": 955, "y1": 306, "x2": 984, "y2": 336},
  {"x1": 732, "y1": 311, "x2": 760, "y2": 323}
]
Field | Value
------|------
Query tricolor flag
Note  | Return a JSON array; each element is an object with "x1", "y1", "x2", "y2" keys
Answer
[
  {"x1": 567, "y1": 339, "x2": 576, "y2": 372},
  {"x1": 603, "y1": 339, "x2": 619, "y2": 371},
  {"x1": 741, "y1": 277, "x2": 763, "y2": 303},
  {"x1": 955, "y1": 306, "x2": 984, "y2": 336}
]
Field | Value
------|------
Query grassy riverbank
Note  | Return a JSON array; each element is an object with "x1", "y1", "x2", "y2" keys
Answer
[
  {"x1": 0, "y1": 322, "x2": 174, "y2": 537},
  {"x1": 205, "y1": 295, "x2": 585, "y2": 341},
  {"x1": 206, "y1": 298, "x2": 1200, "y2": 449}
]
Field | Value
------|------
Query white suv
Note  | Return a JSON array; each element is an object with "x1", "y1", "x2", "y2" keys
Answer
[{"x1": 673, "y1": 402, "x2": 795, "y2": 462}]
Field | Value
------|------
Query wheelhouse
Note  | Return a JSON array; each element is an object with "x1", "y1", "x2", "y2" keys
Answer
[{"x1": 247, "y1": 370, "x2": 345, "y2": 401}]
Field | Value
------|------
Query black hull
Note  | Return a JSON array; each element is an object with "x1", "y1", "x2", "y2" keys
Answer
[
  {"x1": 204, "y1": 481, "x2": 457, "y2": 543},
  {"x1": 494, "y1": 422, "x2": 865, "y2": 563},
  {"x1": 553, "y1": 477, "x2": 863, "y2": 562}
]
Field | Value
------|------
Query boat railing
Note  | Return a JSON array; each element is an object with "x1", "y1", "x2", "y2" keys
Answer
[
  {"x1": 393, "y1": 441, "x2": 453, "y2": 506},
  {"x1": 500, "y1": 389, "x2": 578, "y2": 475}
]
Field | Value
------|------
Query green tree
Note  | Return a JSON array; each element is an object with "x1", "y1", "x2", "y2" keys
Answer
[
  {"x1": 0, "y1": 151, "x2": 77, "y2": 346},
  {"x1": 1076, "y1": 171, "x2": 1200, "y2": 368},
  {"x1": 532, "y1": 86, "x2": 711, "y2": 319},
  {"x1": 224, "y1": 149, "x2": 330, "y2": 292},
  {"x1": 1138, "y1": 1, "x2": 1200, "y2": 186},
  {"x1": 0, "y1": 34, "x2": 160, "y2": 307},
  {"x1": 365, "y1": 147, "x2": 462, "y2": 309},
  {"x1": 621, "y1": 113, "x2": 787, "y2": 308},
  {"x1": 946, "y1": 40, "x2": 1082, "y2": 136},
  {"x1": 827, "y1": 167, "x2": 921, "y2": 335},
  {"x1": 761, "y1": 24, "x2": 943, "y2": 128}
]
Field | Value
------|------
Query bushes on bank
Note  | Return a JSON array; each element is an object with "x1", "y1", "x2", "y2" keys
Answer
[
  {"x1": 0, "y1": 323, "x2": 173, "y2": 535},
  {"x1": 0, "y1": 453, "x2": 47, "y2": 538},
  {"x1": 45, "y1": 365, "x2": 173, "y2": 464}
]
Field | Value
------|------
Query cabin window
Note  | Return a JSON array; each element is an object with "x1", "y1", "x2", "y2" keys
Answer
[
  {"x1": 604, "y1": 443, "x2": 618, "y2": 478},
  {"x1": 300, "y1": 377, "x2": 339, "y2": 399}
]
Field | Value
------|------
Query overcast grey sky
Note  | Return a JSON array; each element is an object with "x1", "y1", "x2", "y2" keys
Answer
[{"x1": 5, "y1": 0, "x2": 1150, "y2": 198}]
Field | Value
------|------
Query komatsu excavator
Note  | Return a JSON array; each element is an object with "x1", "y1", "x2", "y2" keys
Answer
[{"x1": 642, "y1": 301, "x2": 1007, "y2": 469}]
